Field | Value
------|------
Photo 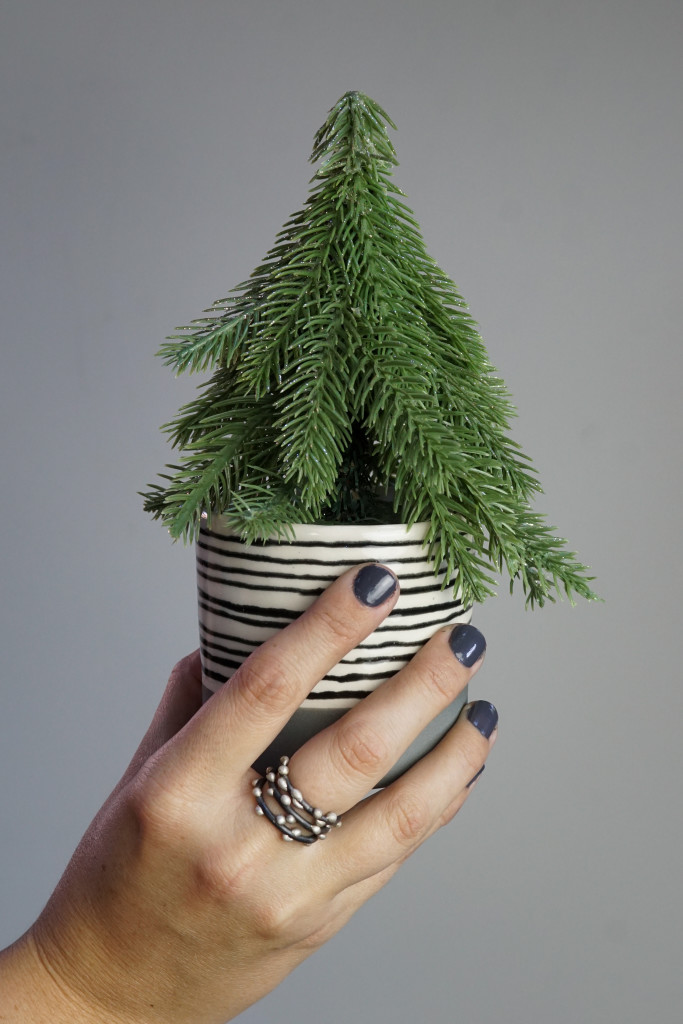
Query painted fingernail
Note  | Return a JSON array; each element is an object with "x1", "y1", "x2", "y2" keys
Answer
[
  {"x1": 353, "y1": 564, "x2": 398, "y2": 607},
  {"x1": 449, "y1": 624, "x2": 486, "y2": 666},
  {"x1": 467, "y1": 700, "x2": 498, "y2": 739},
  {"x1": 466, "y1": 764, "x2": 485, "y2": 788}
]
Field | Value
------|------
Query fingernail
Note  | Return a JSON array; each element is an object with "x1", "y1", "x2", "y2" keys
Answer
[
  {"x1": 352, "y1": 564, "x2": 398, "y2": 607},
  {"x1": 466, "y1": 764, "x2": 485, "y2": 788},
  {"x1": 449, "y1": 624, "x2": 486, "y2": 666},
  {"x1": 467, "y1": 700, "x2": 498, "y2": 739}
]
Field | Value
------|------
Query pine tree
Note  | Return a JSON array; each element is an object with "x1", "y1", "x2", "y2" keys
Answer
[{"x1": 143, "y1": 91, "x2": 597, "y2": 609}]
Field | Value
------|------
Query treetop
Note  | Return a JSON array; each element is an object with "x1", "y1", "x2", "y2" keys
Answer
[{"x1": 310, "y1": 91, "x2": 399, "y2": 171}]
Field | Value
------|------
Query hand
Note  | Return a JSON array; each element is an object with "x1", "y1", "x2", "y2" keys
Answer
[{"x1": 1, "y1": 564, "x2": 496, "y2": 1024}]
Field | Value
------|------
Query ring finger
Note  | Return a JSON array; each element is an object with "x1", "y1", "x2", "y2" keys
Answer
[{"x1": 285, "y1": 620, "x2": 487, "y2": 815}]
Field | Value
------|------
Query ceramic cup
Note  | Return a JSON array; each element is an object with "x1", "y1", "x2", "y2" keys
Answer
[{"x1": 196, "y1": 516, "x2": 472, "y2": 785}]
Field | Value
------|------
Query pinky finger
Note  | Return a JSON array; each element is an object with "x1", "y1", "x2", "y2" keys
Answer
[
  {"x1": 318, "y1": 763, "x2": 488, "y2": 930},
  {"x1": 389, "y1": 758, "x2": 487, "y2": 858},
  {"x1": 328, "y1": 701, "x2": 498, "y2": 889}
]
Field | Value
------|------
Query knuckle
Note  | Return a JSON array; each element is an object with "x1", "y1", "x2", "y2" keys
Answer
[
  {"x1": 385, "y1": 788, "x2": 431, "y2": 849},
  {"x1": 331, "y1": 717, "x2": 389, "y2": 781},
  {"x1": 125, "y1": 776, "x2": 180, "y2": 844},
  {"x1": 234, "y1": 652, "x2": 295, "y2": 719},
  {"x1": 294, "y1": 924, "x2": 332, "y2": 954},
  {"x1": 125, "y1": 767, "x2": 204, "y2": 847},
  {"x1": 192, "y1": 848, "x2": 296, "y2": 945},
  {"x1": 415, "y1": 657, "x2": 461, "y2": 705},
  {"x1": 249, "y1": 893, "x2": 305, "y2": 947},
  {"x1": 192, "y1": 844, "x2": 245, "y2": 907},
  {"x1": 307, "y1": 599, "x2": 365, "y2": 653}
]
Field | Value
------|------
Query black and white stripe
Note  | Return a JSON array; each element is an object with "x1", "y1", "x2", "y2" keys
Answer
[{"x1": 197, "y1": 518, "x2": 472, "y2": 710}]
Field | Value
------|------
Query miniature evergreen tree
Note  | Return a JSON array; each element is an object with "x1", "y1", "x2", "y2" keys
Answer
[{"x1": 143, "y1": 91, "x2": 597, "y2": 609}]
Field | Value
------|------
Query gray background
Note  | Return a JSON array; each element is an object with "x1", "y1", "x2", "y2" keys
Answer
[{"x1": 1, "y1": 1, "x2": 681, "y2": 1021}]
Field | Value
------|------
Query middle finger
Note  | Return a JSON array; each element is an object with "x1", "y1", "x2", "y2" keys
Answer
[{"x1": 287, "y1": 622, "x2": 486, "y2": 814}]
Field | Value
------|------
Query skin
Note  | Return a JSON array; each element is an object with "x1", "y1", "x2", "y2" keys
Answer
[{"x1": 0, "y1": 564, "x2": 495, "y2": 1024}]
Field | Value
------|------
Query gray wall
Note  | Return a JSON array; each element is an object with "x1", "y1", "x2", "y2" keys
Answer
[{"x1": 2, "y1": 1, "x2": 681, "y2": 1021}]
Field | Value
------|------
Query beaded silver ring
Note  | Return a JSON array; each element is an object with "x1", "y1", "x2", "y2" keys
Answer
[{"x1": 253, "y1": 756, "x2": 343, "y2": 844}]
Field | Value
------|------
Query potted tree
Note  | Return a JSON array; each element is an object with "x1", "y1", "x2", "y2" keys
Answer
[{"x1": 143, "y1": 91, "x2": 597, "y2": 781}]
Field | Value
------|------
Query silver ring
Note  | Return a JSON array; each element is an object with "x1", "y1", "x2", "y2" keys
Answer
[{"x1": 253, "y1": 756, "x2": 343, "y2": 844}]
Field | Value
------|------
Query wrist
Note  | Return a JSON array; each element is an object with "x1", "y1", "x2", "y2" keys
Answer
[{"x1": 0, "y1": 928, "x2": 114, "y2": 1024}]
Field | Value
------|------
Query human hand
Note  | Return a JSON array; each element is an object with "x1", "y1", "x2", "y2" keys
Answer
[{"x1": 3, "y1": 564, "x2": 496, "y2": 1024}]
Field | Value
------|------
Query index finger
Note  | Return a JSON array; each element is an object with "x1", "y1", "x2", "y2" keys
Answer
[{"x1": 164, "y1": 564, "x2": 399, "y2": 796}]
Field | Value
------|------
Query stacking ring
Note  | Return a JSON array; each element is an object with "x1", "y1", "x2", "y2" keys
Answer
[{"x1": 253, "y1": 756, "x2": 343, "y2": 844}]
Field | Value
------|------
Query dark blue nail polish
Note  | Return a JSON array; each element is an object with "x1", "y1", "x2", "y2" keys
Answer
[
  {"x1": 466, "y1": 764, "x2": 485, "y2": 788},
  {"x1": 449, "y1": 624, "x2": 486, "y2": 666},
  {"x1": 353, "y1": 564, "x2": 398, "y2": 607},
  {"x1": 467, "y1": 700, "x2": 498, "y2": 739}
]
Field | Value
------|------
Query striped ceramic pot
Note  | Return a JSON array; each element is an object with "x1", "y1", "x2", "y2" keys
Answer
[{"x1": 196, "y1": 516, "x2": 472, "y2": 785}]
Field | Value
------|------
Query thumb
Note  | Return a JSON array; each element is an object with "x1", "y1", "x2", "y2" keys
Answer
[{"x1": 118, "y1": 650, "x2": 204, "y2": 790}]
